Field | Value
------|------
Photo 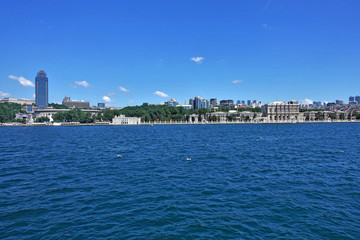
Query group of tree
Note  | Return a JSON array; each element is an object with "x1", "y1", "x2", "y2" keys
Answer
[
  {"x1": 52, "y1": 108, "x2": 95, "y2": 123},
  {"x1": 35, "y1": 116, "x2": 50, "y2": 123},
  {"x1": 96, "y1": 104, "x2": 217, "y2": 122},
  {"x1": 0, "y1": 103, "x2": 24, "y2": 123}
]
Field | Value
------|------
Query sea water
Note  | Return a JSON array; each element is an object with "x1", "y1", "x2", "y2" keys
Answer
[{"x1": 0, "y1": 123, "x2": 359, "y2": 239}]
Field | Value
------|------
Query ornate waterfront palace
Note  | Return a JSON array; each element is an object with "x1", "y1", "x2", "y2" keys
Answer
[{"x1": 261, "y1": 100, "x2": 304, "y2": 122}]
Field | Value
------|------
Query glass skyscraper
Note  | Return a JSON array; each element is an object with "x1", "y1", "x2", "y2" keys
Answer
[{"x1": 35, "y1": 70, "x2": 48, "y2": 108}]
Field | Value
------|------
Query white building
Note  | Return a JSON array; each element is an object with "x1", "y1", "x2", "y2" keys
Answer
[
  {"x1": 261, "y1": 100, "x2": 304, "y2": 122},
  {"x1": 0, "y1": 98, "x2": 35, "y2": 105},
  {"x1": 112, "y1": 115, "x2": 141, "y2": 125}
]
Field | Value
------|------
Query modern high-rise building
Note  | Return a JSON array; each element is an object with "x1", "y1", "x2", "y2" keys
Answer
[
  {"x1": 349, "y1": 96, "x2": 355, "y2": 103},
  {"x1": 35, "y1": 70, "x2": 48, "y2": 108},
  {"x1": 313, "y1": 101, "x2": 322, "y2": 107},
  {"x1": 336, "y1": 100, "x2": 344, "y2": 105},
  {"x1": 247, "y1": 100, "x2": 251, "y2": 106},
  {"x1": 210, "y1": 98, "x2": 217, "y2": 107},
  {"x1": 189, "y1": 96, "x2": 210, "y2": 110},
  {"x1": 355, "y1": 96, "x2": 360, "y2": 104}
]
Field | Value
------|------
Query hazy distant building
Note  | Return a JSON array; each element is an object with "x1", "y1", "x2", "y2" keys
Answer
[
  {"x1": 247, "y1": 100, "x2": 251, "y2": 106},
  {"x1": 313, "y1": 101, "x2": 322, "y2": 107},
  {"x1": 210, "y1": 98, "x2": 217, "y2": 107},
  {"x1": 355, "y1": 96, "x2": 360, "y2": 104},
  {"x1": 35, "y1": 70, "x2": 48, "y2": 108},
  {"x1": 261, "y1": 100, "x2": 302, "y2": 122},
  {"x1": 164, "y1": 98, "x2": 179, "y2": 107},
  {"x1": 0, "y1": 98, "x2": 35, "y2": 105},
  {"x1": 62, "y1": 96, "x2": 90, "y2": 108},
  {"x1": 219, "y1": 99, "x2": 234, "y2": 108},
  {"x1": 177, "y1": 104, "x2": 191, "y2": 109},
  {"x1": 336, "y1": 100, "x2": 344, "y2": 105},
  {"x1": 349, "y1": 96, "x2": 355, "y2": 103},
  {"x1": 98, "y1": 103, "x2": 105, "y2": 107}
]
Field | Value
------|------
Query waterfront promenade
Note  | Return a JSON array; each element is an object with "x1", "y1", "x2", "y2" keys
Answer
[{"x1": 1, "y1": 120, "x2": 360, "y2": 127}]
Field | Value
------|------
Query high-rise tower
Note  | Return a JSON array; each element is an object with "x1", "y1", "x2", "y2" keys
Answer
[{"x1": 35, "y1": 70, "x2": 48, "y2": 108}]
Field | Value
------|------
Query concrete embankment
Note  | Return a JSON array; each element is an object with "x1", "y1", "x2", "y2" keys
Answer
[{"x1": 1, "y1": 120, "x2": 360, "y2": 127}]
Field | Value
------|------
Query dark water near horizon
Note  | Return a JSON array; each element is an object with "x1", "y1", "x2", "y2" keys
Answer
[{"x1": 0, "y1": 123, "x2": 360, "y2": 239}]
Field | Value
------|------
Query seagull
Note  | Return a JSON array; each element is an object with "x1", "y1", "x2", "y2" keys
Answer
[{"x1": 117, "y1": 155, "x2": 123, "y2": 158}]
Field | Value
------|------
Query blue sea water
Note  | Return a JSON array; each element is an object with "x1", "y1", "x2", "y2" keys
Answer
[{"x1": 0, "y1": 123, "x2": 360, "y2": 239}]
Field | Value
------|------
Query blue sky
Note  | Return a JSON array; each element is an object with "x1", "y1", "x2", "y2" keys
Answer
[{"x1": 0, "y1": 0, "x2": 359, "y2": 106}]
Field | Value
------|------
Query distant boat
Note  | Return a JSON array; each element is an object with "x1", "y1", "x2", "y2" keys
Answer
[{"x1": 53, "y1": 122, "x2": 61, "y2": 126}]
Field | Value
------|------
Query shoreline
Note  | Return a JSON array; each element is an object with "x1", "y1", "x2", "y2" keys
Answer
[{"x1": 1, "y1": 120, "x2": 360, "y2": 127}]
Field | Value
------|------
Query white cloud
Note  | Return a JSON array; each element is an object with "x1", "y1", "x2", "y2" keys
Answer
[
  {"x1": 0, "y1": 91, "x2": 11, "y2": 97},
  {"x1": 8, "y1": 75, "x2": 35, "y2": 87},
  {"x1": 301, "y1": 99, "x2": 313, "y2": 105},
  {"x1": 119, "y1": 86, "x2": 129, "y2": 93},
  {"x1": 108, "y1": 92, "x2": 116, "y2": 96},
  {"x1": 153, "y1": 91, "x2": 169, "y2": 98},
  {"x1": 232, "y1": 79, "x2": 243, "y2": 84},
  {"x1": 190, "y1": 57, "x2": 204, "y2": 64},
  {"x1": 75, "y1": 81, "x2": 91, "y2": 88},
  {"x1": 128, "y1": 100, "x2": 135, "y2": 104},
  {"x1": 102, "y1": 96, "x2": 112, "y2": 103},
  {"x1": 263, "y1": 0, "x2": 272, "y2": 11},
  {"x1": 33, "y1": 94, "x2": 35, "y2": 98},
  {"x1": 262, "y1": 24, "x2": 272, "y2": 30}
]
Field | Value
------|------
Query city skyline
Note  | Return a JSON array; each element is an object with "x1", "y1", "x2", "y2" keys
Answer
[{"x1": 0, "y1": 0, "x2": 359, "y2": 106}]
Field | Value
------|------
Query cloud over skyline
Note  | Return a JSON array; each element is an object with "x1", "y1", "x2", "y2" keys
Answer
[
  {"x1": 119, "y1": 86, "x2": 129, "y2": 93},
  {"x1": 0, "y1": 91, "x2": 11, "y2": 97},
  {"x1": 153, "y1": 91, "x2": 169, "y2": 98},
  {"x1": 102, "y1": 95, "x2": 112, "y2": 103},
  {"x1": 8, "y1": 75, "x2": 35, "y2": 87},
  {"x1": 190, "y1": 57, "x2": 204, "y2": 64},
  {"x1": 232, "y1": 79, "x2": 243, "y2": 84},
  {"x1": 75, "y1": 81, "x2": 91, "y2": 88},
  {"x1": 300, "y1": 99, "x2": 313, "y2": 105}
]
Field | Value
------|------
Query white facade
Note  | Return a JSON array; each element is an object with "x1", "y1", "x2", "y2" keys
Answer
[
  {"x1": 112, "y1": 115, "x2": 141, "y2": 125},
  {"x1": 0, "y1": 98, "x2": 35, "y2": 105}
]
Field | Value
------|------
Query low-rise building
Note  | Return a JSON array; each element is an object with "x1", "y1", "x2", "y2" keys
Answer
[{"x1": 62, "y1": 96, "x2": 90, "y2": 108}]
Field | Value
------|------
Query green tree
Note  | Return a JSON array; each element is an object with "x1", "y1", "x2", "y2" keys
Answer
[
  {"x1": 0, "y1": 103, "x2": 22, "y2": 123},
  {"x1": 48, "y1": 103, "x2": 69, "y2": 109},
  {"x1": 209, "y1": 115, "x2": 218, "y2": 122},
  {"x1": 35, "y1": 116, "x2": 50, "y2": 122},
  {"x1": 227, "y1": 115, "x2": 234, "y2": 122}
]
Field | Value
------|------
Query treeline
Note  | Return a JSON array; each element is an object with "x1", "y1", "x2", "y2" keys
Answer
[
  {"x1": 97, "y1": 104, "x2": 262, "y2": 122},
  {"x1": 97, "y1": 104, "x2": 212, "y2": 122},
  {"x1": 0, "y1": 103, "x2": 23, "y2": 123}
]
